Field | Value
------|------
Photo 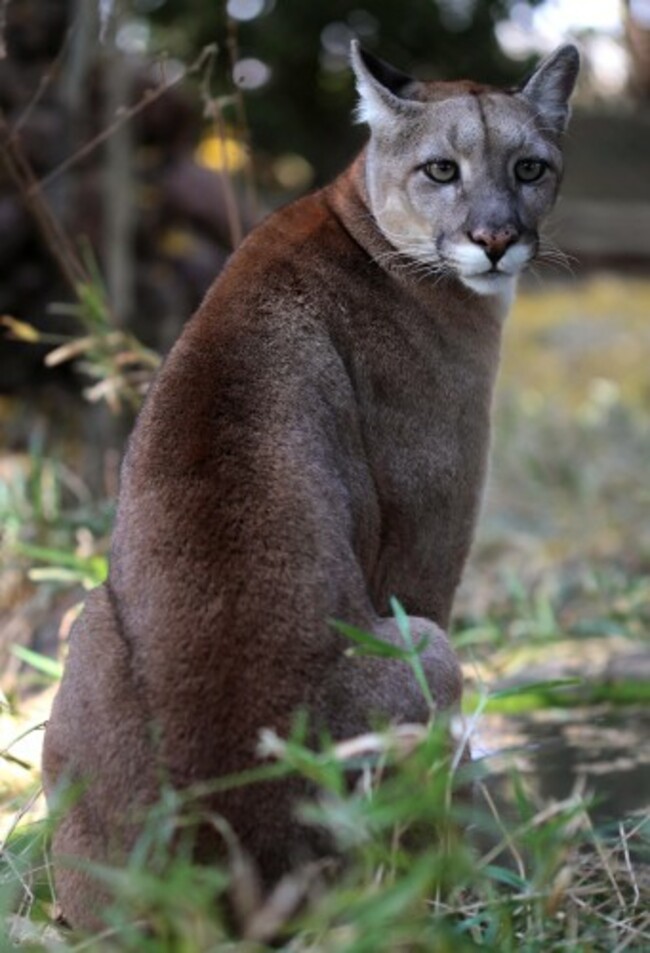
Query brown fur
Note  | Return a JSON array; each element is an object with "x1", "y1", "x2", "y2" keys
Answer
[{"x1": 42, "y1": 46, "x2": 578, "y2": 928}]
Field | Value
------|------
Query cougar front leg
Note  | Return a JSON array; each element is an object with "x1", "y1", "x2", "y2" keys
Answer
[
  {"x1": 323, "y1": 613, "x2": 463, "y2": 741},
  {"x1": 374, "y1": 615, "x2": 463, "y2": 712}
]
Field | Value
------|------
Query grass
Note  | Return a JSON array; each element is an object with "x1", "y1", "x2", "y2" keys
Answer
[
  {"x1": 1, "y1": 717, "x2": 648, "y2": 950},
  {"x1": 1, "y1": 275, "x2": 649, "y2": 950}
]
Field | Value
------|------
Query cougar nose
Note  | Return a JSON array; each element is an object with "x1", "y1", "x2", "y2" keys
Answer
[{"x1": 468, "y1": 225, "x2": 519, "y2": 264}]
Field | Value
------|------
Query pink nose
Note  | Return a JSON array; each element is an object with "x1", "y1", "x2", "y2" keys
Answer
[{"x1": 468, "y1": 225, "x2": 519, "y2": 263}]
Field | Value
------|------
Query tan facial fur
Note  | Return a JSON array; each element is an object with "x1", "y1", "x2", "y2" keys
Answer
[{"x1": 352, "y1": 43, "x2": 579, "y2": 315}]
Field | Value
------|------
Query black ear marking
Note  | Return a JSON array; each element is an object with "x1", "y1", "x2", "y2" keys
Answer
[
  {"x1": 350, "y1": 40, "x2": 425, "y2": 126},
  {"x1": 354, "y1": 45, "x2": 417, "y2": 100}
]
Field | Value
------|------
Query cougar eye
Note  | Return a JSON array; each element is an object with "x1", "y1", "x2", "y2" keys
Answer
[
  {"x1": 422, "y1": 159, "x2": 459, "y2": 184},
  {"x1": 515, "y1": 158, "x2": 547, "y2": 183}
]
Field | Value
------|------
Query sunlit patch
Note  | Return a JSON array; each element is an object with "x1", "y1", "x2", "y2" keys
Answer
[
  {"x1": 272, "y1": 153, "x2": 314, "y2": 190},
  {"x1": 226, "y1": 0, "x2": 268, "y2": 22},
  {"x1": 158, "y1": 228, "x2": 196, "y2": 258},
  {"x1": 233, "y1": 57, "x2": 271, "y2": 91},
  {"x1": 504, "y1": 277, "x2": 650, "y2": 408},
  {"x1": 195, "y1": 134, "x2": 247, "y2": 173}
]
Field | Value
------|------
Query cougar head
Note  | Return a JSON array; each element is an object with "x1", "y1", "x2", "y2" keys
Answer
[{"x1": 351, "y1": 41, "x2": 580, "y2": 301}]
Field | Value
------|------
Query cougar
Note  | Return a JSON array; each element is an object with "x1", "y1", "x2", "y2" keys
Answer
[{"x1": 43, "y1": 42, "x2": 579, "y2": 927}]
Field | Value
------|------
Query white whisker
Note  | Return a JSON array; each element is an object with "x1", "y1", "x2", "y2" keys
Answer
[{"x1": 535, "y1": 243, "x2": 577, "y2": 278}]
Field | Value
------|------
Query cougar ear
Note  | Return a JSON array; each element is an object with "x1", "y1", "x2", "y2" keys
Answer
[
  {"x1": 350, "y1": 40, "x2": 424, "y2": 127},
  {"x1": 519, "y1": 44, "x2": 580, "y2": 133}
]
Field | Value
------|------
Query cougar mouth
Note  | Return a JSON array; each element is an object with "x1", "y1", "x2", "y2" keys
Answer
[{"x1": 445, "y1": 238, "x2": 534, "y2": 294}]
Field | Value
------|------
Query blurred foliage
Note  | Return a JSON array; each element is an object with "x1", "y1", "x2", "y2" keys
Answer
[
  {"x1": 502, "y1": 278, "x2": 650, "y2": 408},
  {"x1": 146, "y1": 0, "x2": 544, "y2": 184},
  {"x1": 486, "y1": 278, "x2": 650, "y2": 565}
]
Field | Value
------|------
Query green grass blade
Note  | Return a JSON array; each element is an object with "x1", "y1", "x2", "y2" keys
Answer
[
  {"x1": 329, "y1": 619, "x2": 412, "y2": 659},
  {"x1": 11, "y1": 645, "x2": 63, "y2": 680}
]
